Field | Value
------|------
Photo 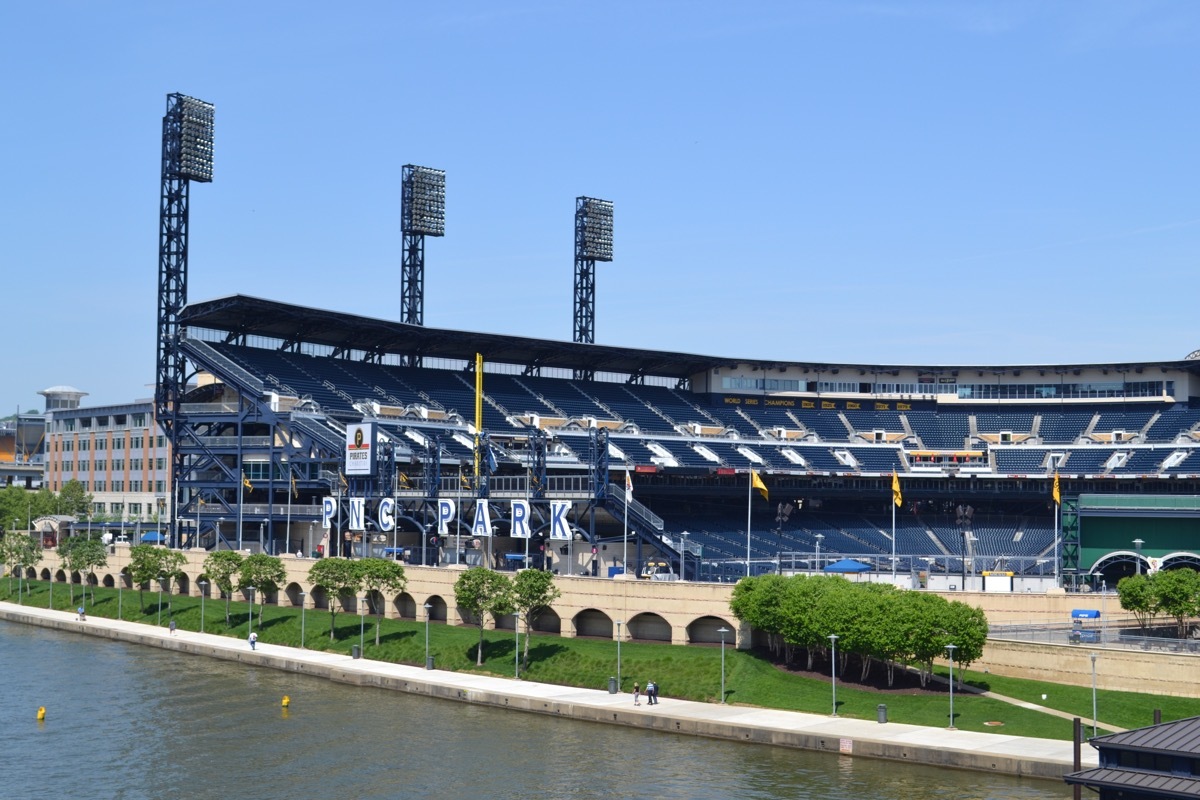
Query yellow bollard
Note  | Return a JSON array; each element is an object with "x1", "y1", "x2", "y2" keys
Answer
[
  {"x1": 281, "y1": 695, "x2": 290, "y2": 708},
  {"x1": 37, "y1": 706, "x2": 46, "y2": 721}
]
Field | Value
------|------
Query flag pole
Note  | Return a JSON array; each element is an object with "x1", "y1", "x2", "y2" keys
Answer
[
  {"x1": 746, "y1": 471, "x2": 752, "y2": 577},
  {"x1": 891, "y1": 486, "x2": 897, "y2": 582},
  {"x1": 286, "y1": 468, "x2": 292, "y2": 554},
  {"x1": 623, "y1": 470, "x2": 629, "y2": 577}
]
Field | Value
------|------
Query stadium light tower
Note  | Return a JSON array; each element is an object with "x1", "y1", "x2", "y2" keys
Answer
[
  {"x1": 572, "y1": 196, "x2": 613, "y2": 381},
  {"x1": 155, "y1": 93, "x2": 214, "y2": 548},
  {"x1": 401, "y1": 165, "x2": 445, "y2": 364}
]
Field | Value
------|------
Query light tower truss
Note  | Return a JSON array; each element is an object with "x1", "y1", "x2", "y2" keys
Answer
[
  {"x1": 156, "y1": 93, "x2": 213, "y2": 545},
  {"x1": 401, "y1": 165, "x2": 446, "y2": 367},
  {"x1": 573, "y1": 196, "x2": 613, "y2": 381}
]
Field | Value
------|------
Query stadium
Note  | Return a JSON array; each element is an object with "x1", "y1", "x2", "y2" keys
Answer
[{"x1": 49, "y1": 93, "x2": 1200, "y2": 595}]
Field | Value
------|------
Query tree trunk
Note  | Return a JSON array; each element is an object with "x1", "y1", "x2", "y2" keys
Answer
[
  {"x1": 522, "y1": 619, "x2": 532, "y2": 669},
  {"x1": 476, "y1": 626, "x2": 485, "y2": 665},
  {"x1": 329, "y1": 610, "x2": 336, "y2": 641}
]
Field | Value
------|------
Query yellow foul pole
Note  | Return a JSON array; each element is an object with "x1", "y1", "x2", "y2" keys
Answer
[{"x1": 475, "y1": 353, "x2": 484, "y2": 482}]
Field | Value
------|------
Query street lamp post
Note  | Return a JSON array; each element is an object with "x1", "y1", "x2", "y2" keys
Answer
[
  {"x1": 299, "y1": 591, "x2": 306, "y2": 649},
  {"x1": 157, "y1": 575, "x2": 165, "y2": 626},
  {"x1": 198, "y1": 580, "x2": 208, "y2": 633},
  {"x1": 424, "y1": 602, "x2": 433, "y2": 669},
  {"x1": 828, "y1": 633, "x2": 839, "y2": 716},
  {"x1": 1133, "y1": 539, "x2": 1145, "y2": 575},
  {"x1": 359, "y1": 595, "x2": 367, "y2": 655},
  {"x1": 814, "y1": 533, "x2": 824, "y2": 573},
  {"x1": 945, "y1": 643, "x2": 957, "y2": 730},
  {"x1": 717, "y1": 626, "x2": 730, "y2": 704},
  {"x1": 616, "y1": 620, "x2": 624, "y2": 690},
  {"x1": 514, "y1": 613, "x2": 522, "y2": 678},
  {"x1": 1090, "y1": 652, "x2": 1099, "y2": 737}
]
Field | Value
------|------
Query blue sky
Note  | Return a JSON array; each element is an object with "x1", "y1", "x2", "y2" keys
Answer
[{"x1": 3, "y1": 2, "x2": 1199, "y2": 413}]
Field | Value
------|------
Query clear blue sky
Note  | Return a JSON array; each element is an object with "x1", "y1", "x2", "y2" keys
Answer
[{"x1": 3, "y1": 2, "x2": 1199, "y2": 413}]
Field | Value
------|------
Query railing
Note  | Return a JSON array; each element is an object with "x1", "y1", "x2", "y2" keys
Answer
[
  {"x1": 194, "y1": 436, "x2": 273, "y2": 448},
  {"x1": 989, "y1": 619, "x2": 1200, "y2": 654}
]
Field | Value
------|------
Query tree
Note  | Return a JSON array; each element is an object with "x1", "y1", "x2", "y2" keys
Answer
[
  {"x1": 57, "y1": 480, "x2": 93, "y2": 518},
  {"x1": 202, "y1": 550, "x2": 245, "y2": 624},
  {"x1": 1152, "y1": 568, "x2": 1200, "y2": 638},
  {"x1": 359, "y1": 558, "x2": 407, "y2": 646},
  {"x1": 127, "y1": 544, "x2": 186, "y2": 612},
  {"x1": 308, "y1": 558, "x2": 363, "y2": 641},
  {"x1": 1, "y1": 533, "x2": 38, "y2": 596},
  {"x1": 730, "y1": 574, "x2": 790, "y2": 660},
  {"x1": 1117, "y1": 573, "x2": 1156, "y2": 632},
  {"x1": 512, "y1": 568, "x2": 561, "y2": 669},
  {"x1": 454, "y1": 567, "x2": 514, "y2": 665},
  {"x1": 58, "y1": 536, "x2": 108, "y2": 606},
  {"x1": 240, "y1": 553, "x2": 287, "y2": 630}
]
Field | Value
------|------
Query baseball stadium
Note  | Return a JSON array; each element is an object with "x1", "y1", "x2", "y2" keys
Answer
[{"x1": 93, "y1": 94, "x2": 1200, "y2": 598}]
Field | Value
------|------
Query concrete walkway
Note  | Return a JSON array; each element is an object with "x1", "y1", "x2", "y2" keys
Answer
[{"x1": 0, "y1": 602, "x2": 1097, "y2": 781}]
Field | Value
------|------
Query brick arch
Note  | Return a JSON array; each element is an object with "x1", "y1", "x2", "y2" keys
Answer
[
  {"x1": 686, "y1": 615, "x2": 736, "y2": 645},
  {"x1": 574, "y1": 608, "x2": 613, "y2": 638},
  {"x1": 628, "y1": 611, "x2": 671, "y2": 642}
]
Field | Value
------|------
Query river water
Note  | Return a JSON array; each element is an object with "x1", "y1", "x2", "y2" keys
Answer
[{"x1": 1, "y1": 622, "x2": 1070, "y2": 799}]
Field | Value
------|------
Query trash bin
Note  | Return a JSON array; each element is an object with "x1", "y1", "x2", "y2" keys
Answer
[
  {"x1": 426, "y1": 656, "x2": 435, "y2": 670},
  {"x1": 352, "y1": 645, "x2": 361, "y2": 660},
  {"x1": 608, "y1": 676, "x2": 618, "y2": 694},
  {"x1": 877, "y1": 704, "x2": 888, "y2": 724}
]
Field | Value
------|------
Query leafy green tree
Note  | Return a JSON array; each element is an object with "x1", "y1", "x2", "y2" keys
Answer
[
  {"x1": 57, "y1": 480, "x2": 93, "y2": 518},
  {"x1": 127, "y1": 544, "x2": 186, "y2": 612},
  {"x1": 359, "y1": 558, "x2": 407, "y2": 646},
  {"x1": 512, "y1": 568, "x2": 561, "y2": 669},
  {"x1": 307, "y1": 558, "x2": 363, "y2": 641},
  {"x1": 730, "y1": 574, "x2": 790, "y2": 659},
  {"x1": 202, "y1": 550, "x2": 245, "y2": 624},
  {"x1": 1117, "y1": 573, "x2": 1156, "y2": 632},
  {"x1": 454, "y1": 567, "x2": 514, "y2": 665},
  {"x1": 1, "y1": 533, "x2": 38, "y2": 596},
  {"x1": 1152, "y1": 568, "x2": 1200, "y2": 638},
  {"x1": 240, "y1": 553, "x2": 287, "y2": 630},
  {"x1": 57, "y1": 535, "x2": 108, "y2": 606},
  {"x1": 942, "y1": 599, "x2": 989, "y2": 681}
]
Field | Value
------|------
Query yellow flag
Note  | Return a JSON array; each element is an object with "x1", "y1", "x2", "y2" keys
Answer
[
  {"x1": 290, "y1": 472, "x2": 298, "y2": 499},
  {"x1": 751, "y1": 470, "x2": 768, "y2": 502},
  {"x1": 339, "y1": 471, "x2": 348, "y2": 490},
  {"x1": 892, "y1": 470, "x2": 903, "y2": 508},
  {"x1": 242, "y1": 472, "x2": 253, "y2": 492},
  {"x1": 1052, "y1": 471, "x2": 1061, "y2": 506}
]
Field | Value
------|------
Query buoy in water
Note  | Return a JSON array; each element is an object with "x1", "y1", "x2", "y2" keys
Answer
[
  {"x1": 281, "y1": 695, "x2": 290, "y2": 708},
  {"x1": 37, "y1": 706, "x2": 46, "y2": 721}
]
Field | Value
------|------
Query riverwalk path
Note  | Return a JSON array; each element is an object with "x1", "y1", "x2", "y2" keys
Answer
[{"x1": 1, "y1": 601, "x2": 1098, "y2": 781}]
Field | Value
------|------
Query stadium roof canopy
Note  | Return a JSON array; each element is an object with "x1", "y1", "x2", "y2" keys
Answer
[{"x1": 181, "y1": 294, "x2": 1200, "y2": 381}]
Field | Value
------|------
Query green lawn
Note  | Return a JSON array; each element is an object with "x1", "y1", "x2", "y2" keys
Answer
[{"x1": 2, "y1": 578, "x2": 1192, "y2": 740}]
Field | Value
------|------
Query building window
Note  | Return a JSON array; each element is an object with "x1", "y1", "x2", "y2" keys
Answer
[
  {"x1": 96, "y1": 438, "x2": 107, "y2": 451},
  {"x1": 131, "y1": 480, "x2": 142, "y2": 493},
  {"x1": 112, "y1": 459, "x2": 124, "y2": 472},
  {"x1": 154, "y1": 480, "x2": 165, "y2": 493},
  {"x1": 94, "y1": 480, "x2": 106, "y2": 492},
  {"x1": 131, "y1": 458, "x2": 143, "y2": 471},
  {"x1": 132, "y1": 413, "x2": 146, "y2": 427},
  {"x1": 129, "y1": 502, "x2": 142, "y2": 517},
  {"x1": 111, "y1": 480, "x2": 124, "y2": 493},
  {"x1": 109, "y1": 503, "x2": 123, "y2": 516},
  {"x1": 155, "y1": 458, "x2": 165, "y2": 470},
  {"x1": 79, "y1": 439, "x2": 89, "y2": 452},
  {"x1": 131, "y1": 434, "x2": 143, "y2": 450}
]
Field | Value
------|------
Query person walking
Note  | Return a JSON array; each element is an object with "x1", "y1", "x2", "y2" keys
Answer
[
  {"x1": 646, "y1": 680, "x2": 658, "y2": 705},
  {"x1": 249, "y1": 631, "x2": 258, "y2": 650},
  {"x1": 633, "y1": 681, "x2": 641, "y2": 706}
]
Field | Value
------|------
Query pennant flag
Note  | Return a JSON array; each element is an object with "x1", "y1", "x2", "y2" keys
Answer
[
  {"x1": 339, "y1": 471, "x2": 348, "y2": 490},
  {"x1": 398, "y1": 473, "x2": 411, "y2": 489},
  {"x1": 625, "y1": 470, "x2": 633, "y2": 503},
  {"x1": 290, "y1": 471, "x2": 298, "y2": 499},
  {"x1": 892, "y1": 470, "x2": 903, "y2": 508},
  {"x1": 751, "y1": 470, "x2": 768, "y2": 502},
  {"x1": 1052, "y1": 471, "x2": 1061, "y2": 506},
  {"x1": 242, "y1": 472, "x2": 253, "y2": 492}
]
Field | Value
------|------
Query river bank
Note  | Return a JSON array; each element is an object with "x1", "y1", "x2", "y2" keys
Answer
[{"x1": 1, "y1": 601, "x2": 1093, "y2": 781}]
